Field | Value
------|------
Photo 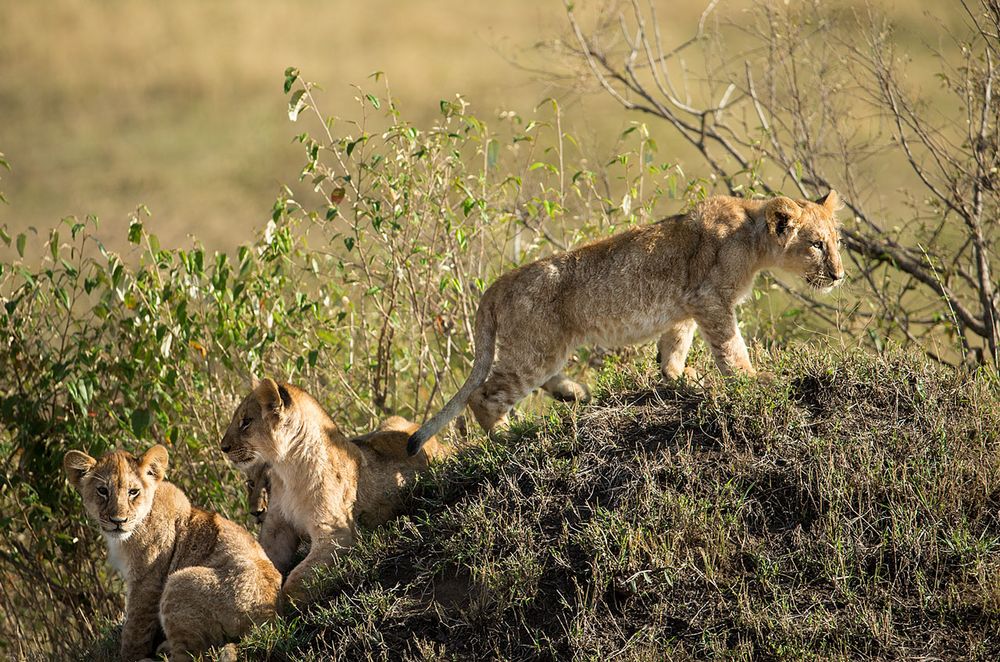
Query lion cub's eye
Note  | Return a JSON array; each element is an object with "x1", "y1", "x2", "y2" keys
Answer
[
  {"x1": 239, "y1": 416, "x2": 252, "y2": 432},
  {"x1": 128, "y1": 488, "x2": 140, "y2": 498},
  {"x1": 96, "y1": 486, "x2": 108, "y2": 498},
  {"x1": 811, "y1": 240, "x2": 825, "y2": 251},
  {"x1": 246, "y1": 479, "x2": 255, "y2": 489}
]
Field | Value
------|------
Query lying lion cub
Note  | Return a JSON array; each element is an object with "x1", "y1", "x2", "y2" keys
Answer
[
  {"x1": 408, "y1": 191, "x2": 845, "y2": 454},
  {"x1": 64, "y1": 445, "x2": 280, "y2": 662},
  {"x1": 220, "y1": 379, "x2": 447, "y2": 606},
  {"x1": 240, "y1": 417, "x2": 441, "y2": 529}
]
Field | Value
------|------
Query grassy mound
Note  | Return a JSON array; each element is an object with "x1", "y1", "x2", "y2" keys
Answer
[{"x1": 93, "y1": 347, "x2": 1000, "y2": 660}]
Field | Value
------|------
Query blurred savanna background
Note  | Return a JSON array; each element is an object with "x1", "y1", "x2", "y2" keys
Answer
[
  {"x1": 2, "y1": 0, "x2": 999, "y2": 659},
  {"x1": 0, "y1": 0, "x2": 967, "y2": 251}
]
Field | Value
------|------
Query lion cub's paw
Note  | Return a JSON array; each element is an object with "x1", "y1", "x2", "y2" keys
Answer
[
  {"x1": 681, "y1": 366, "x2": 703, "y2": 383},
  {"x1": 544, "y1": 375, "x2": 591, "y2": 403},
  {"x1": 217, "y1": 643, "x2": 239, "y2": 662},
  {"x1": 755, "y1": 370, "x2": 778, "y2": 384},
  {"x1": 663, "y1": 366, "x2": 703, "y2": 386}
]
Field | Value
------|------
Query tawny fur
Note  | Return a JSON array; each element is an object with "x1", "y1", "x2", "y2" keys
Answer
[
  {"x1": 240, "y1": 415, "x2": 440, "y2": 529},
  {"x1": 408, "y1": 192, "x2": 845, "y2": 453},
  {"x1": 220, "y1": 380, "x2": 448, "y2": 608},
  {"x1": 63, "y1": 446, "x2": 280, "y2": 662}
]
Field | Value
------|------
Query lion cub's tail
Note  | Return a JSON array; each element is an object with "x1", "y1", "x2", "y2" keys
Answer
[{"x1": 407, "y1": 303, "x2": 497, "y2": 456}]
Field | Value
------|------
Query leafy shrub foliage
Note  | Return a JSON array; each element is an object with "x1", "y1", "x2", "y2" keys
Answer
[{"x1": 0, "y1": 72, "x2": 684, "y2": 657}]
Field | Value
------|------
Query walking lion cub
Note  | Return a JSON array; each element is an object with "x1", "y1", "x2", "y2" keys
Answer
[
  {"x1": 64, "y1": 445, "x2": 280, "y2": 661},
  {"x1": 220, "y1": 379, "x2": 448, "y2": 607},
  {"x1": 408, "y1": 192, "x2": 845, "y2": 454}
]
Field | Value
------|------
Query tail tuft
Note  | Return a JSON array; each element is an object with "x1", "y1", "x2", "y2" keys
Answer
[{"x1": 407, "y1": 431, "x2": 428, "y2": 456}]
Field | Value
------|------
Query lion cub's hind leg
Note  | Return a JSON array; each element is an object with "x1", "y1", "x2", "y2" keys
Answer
[
  {"x1": 158, "y1": 568, "x2": 231, "y2": 661},
  {"x1": 658, "y1": 318, "x2": 699, "y2": 381},
  {"x1": 541, "y1": 373, "x2": 591, "y2": 403},
  {"x1": 469, "y1": 353, "x2": 568, "y2": 432}
]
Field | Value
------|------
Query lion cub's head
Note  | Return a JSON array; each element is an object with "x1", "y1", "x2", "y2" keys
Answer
[
  {"x1": 244, "y1": 461, "x2": 270, "y2": 525},
  {"x1": 221, "y1": 378, "x2": 298, "y2": 468},
  {"x1": 63, "y1": 445, "x2": 168, "y2": 541},
  {"x1": 765, "y1": 190, "x2": 845, "y2": 292}
]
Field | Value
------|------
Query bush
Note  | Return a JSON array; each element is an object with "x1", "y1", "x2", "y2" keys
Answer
[{"x1": 0, "y1": 72, "x2": 686, "y2": 657}]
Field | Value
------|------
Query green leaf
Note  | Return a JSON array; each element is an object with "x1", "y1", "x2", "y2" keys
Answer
[
  {"x1": 487, "y1": 139, "x2": 500, "y2": 169},
  {"x1": 128, "y1": 220, "x2": 143, "y2": 244},
  {"x1": 283, "y1": 67, "x2": 300, "y2": 94},
  {"x1": 365, "y1": 93, "x2": 381, "y2": 110},
  {"x1": 346, "y1": 137, "x2": 366, "y2": 157},
  {"x1": 316, "y1": 328, "x2": 339, "y2": 345},
  {"x1": 16, "y1": 233, "x2": 25, "y2": 257},
  {"x1": 288, "y1": 90, "x2": 307, "y2": 121},
  {"x1": 130, "y1": 408, "x2": 152, "y2": 437}
]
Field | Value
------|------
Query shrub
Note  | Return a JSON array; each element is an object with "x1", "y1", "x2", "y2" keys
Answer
[{"x1": 0, "y1": 72, "x2": 686, "y2": 657}]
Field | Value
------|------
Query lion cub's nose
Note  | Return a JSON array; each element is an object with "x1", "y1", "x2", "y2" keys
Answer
[
  {"x1": 221, "y1": 441, "x2": 232, "y2": 453},
  {"x1": 109, "y1": 515, "x2": 128, "y2": 524}
]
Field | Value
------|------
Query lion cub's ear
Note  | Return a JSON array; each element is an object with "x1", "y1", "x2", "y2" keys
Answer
[
  {"x1": 815, "y1": 190, "x2": 843, "y2": 212},
  {"x1": 254, "y1": 378, "x2": 292, "y2": 422},
  {"x1": 766, "y1": 197, "x2": 802, "y2": 244},
  {"x1": 140, "y1": 445, "x2": 169, "y2": 482},
  {"x1": 64, "y1": 450, "x2": 97, "y2": 490}
]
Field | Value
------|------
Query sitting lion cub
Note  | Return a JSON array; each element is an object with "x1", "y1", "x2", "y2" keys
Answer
[
  {"x1": 220, "y1": 379, "x2": 447, "y2": 606},
  {"x1": 408, "y1": 192, "x2": 845, "y2": 454},
  {"x1": 64, "y1": 445, "x2": 281, "y2": 661}
]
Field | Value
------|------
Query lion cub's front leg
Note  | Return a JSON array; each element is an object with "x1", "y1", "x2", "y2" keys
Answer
[
  {"x1": 280, "y1": 527, "x2": 353, "y2": 611},
  {"x1": 259, "y1": 509, "x2": 302, "y2": 577},
  {"x1": 694, "y1": 311, "x2": 756, "y2": 376},
  {"x1": 658, "y1": 318, "x2": 699, "y2": 380},
  {"x1": 119, "y1": 578, "x2": 163, "y2": 661}
]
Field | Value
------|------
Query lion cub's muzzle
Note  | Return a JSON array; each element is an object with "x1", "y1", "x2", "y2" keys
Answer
[
  {"x1": 808, "y1": 269, "x2": 845, "y2": 292},
  {"x1": 224, "y1": 446, "x2": 259, "y2": 469},
  {"x1": 101, "y1": 515, "x2": 131, "y2": 535}
]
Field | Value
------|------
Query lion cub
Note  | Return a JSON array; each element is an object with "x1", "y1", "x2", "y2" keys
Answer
[
  {"x1": 408, "y1": 192, "x2": 845, "y2": 453},
  {"x1": 64, "y1": 445, "x2": 281, "y2": 662},
  {"x1": 220, "y1": 379, "x2": 447, "y2": 606},
  {"x1": 244, "y1": 460, "x2": 271, "y2": 526}
]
